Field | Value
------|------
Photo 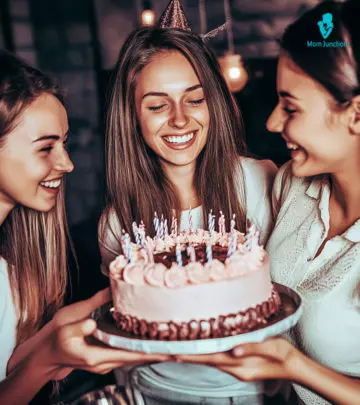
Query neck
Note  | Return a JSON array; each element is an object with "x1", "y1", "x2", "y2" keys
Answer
[
  {"x1": 0, "y1": 196, "x2": 14, "y2": 226},
  {"x1": 161, "y1": 161, "x2": 200, "y2": 210},
  {"x1": 330, "y1": 168, "x2": 360, "y2": 219}
]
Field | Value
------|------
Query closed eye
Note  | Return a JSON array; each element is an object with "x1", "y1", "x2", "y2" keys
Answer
[
  {"x1": 188, "y1": 98, "x2": 205, "y2": 106},
  {"x1": 148, "y1": 104, "x2": 166, "y2": 111},
  {"x1": 283, "y1": 107, "x2": 297, "y2": 114}
]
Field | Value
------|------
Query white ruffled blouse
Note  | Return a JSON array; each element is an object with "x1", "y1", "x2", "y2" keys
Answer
[{"x1": 267, "y1": 161, "x2": 360, "y2": 405}]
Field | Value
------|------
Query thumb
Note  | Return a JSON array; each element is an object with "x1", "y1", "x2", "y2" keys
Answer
[
  {"x1": 62, "y1": 319, "x2": 97, "y2": 338},
  {"x1": 65, "y1": 288, "x2": 111, "y2": 320},
  {"x1": 80, "y1": 319, "x2": 97, "y2": 336}
]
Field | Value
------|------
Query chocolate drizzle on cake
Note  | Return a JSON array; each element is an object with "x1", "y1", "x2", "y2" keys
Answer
[
  {"x1": 112, "y1": 286, "x2": 282, "y2": 340},
  {"x1": 154, "y1": 244, "x2": 228, "y2": 269}
]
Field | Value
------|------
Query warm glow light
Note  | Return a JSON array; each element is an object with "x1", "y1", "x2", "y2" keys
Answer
[
  {"x1": 141, "y1": 9, "x2": 156, "y2": 26},
  {"x1": 218, "y1": 54, "x2": 248, "y2": 93},
  {"x1": 228, "y1": 67, "x2": 241, "y2": 80}
]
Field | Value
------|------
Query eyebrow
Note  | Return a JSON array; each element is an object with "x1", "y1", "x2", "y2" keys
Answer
[
  {"x1": 279, "y1": 91, "x2": 300, "y2": 100},
  {"x1": 141, "y1": 84, "x2": 203, "y2": 100},
  {"x1": 33, "y1": 131, "x2": 69, "y2": 143}
]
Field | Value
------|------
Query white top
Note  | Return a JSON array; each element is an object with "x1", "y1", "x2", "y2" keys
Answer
[
  {"x1": 267, "y1": 162, "x2": 360, "y2": 405},
  {"x1": 99, "y1": 157, "x2": 277, "y2": 397},
  {"x1": 0, "y1": 257, "x2": 18, "y2": 381}
]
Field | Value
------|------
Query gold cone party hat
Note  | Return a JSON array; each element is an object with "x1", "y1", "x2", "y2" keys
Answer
[{"x1": 158, "y1": 0, "x2": 191, "y2": 31}]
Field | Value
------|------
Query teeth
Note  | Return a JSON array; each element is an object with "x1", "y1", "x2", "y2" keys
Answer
[
  {"x1": 286, "y1": 142, "x2": 299, "y2": 151},
  {"x1": 165, "y1": 132, "x2": 194, "y2": 144},
  {"x1": 40, "y1": 179, "x2": 61, "y2": 189}
]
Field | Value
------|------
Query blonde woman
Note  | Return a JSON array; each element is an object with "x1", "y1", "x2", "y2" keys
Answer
[{"x1": 0, "y1": 50, "x2": 169, "y2": 405}]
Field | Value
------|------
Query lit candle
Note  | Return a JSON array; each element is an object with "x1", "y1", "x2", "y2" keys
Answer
[
  {"x1": 208, "y1": 210, "x2": 215, "y2": 234},
  {"x1": 153, "y1": 212, "x2": 159, "y2": 238},
  {"x1": 171, "y1": 216, "x2": 177, "y2": 236},
  {"x1": 159, "y1": 214, "x2": 164, "y2": 239},
  {"x1": 132, "y1": 221, "x2": 141, "y2": 246},
  {"x1": 219, "y1": 211, "x2": 226, "y2": 235},
  {"x1": 139, "y1": 221, "x2": 146, "y2": 247}
]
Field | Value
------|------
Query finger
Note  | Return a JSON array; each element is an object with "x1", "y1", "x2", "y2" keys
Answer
[
  {"x1": 176, "y1": 352, "x2": 237, "y2": 366},
  {"x1": 85, "y1": 346, "x2": 172, "y2": 366},
  {"x1": 232, "y1": 338, "x2": 288, "y2": 360}
]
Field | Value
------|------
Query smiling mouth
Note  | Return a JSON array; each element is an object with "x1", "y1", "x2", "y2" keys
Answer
[
  {"x1": 163, "y1": 131, "x2": 197, "y2": 145},
  {"x1": 286, "y1": 142, "x2": 300, "y2": 152},
  {"x1": 40, "y1": 178, "x2": 62, "y2": 189}
]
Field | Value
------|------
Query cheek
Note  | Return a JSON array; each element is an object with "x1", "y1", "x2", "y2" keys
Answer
[{"x1": 140, "y1": 113, "x2": 167, "y2": 141}]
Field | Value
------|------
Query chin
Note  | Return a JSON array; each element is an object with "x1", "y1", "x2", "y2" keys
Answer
[
  {"x1": 27, "y1": 201, "x2": 57, "y2": 213},
  {"x1": 291, "y1": 160, "x2": 326, "y2": 178}
]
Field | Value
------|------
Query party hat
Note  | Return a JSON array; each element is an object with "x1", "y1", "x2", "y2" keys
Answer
[{"x1": 158, "y1": 0, "x2": 191, "y2": 31}]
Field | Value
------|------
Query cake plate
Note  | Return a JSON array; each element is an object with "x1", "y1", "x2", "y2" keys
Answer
[{"x1": 91, "y1": 282, "x2": 302, "y2": 355}]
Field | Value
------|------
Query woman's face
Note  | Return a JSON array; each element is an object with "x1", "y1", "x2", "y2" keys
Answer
[
  {"x1": 267, "y1": 54, "x2": 358, "y2": 178},
  {"x1": 135, "y1": 51, "x2": 210, "y2": 170},
  {"x1": 0, "y1": 94, "x2": 74, "y2": 213}
]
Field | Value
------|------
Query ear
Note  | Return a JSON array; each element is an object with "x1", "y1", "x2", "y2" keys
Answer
[{"x1": 348, "y1": 95, "x2": 360, "y2": 135}]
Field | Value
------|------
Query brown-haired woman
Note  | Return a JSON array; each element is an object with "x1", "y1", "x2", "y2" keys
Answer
[
  {"x1": 0, "y1": 50, "x2": 169, "y2": 405},
  {"x1": 99, "y1": 27, "x2": 277, "y2": 405}
]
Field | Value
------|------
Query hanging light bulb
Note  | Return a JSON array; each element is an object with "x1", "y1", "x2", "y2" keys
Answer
[
  {"x1": 141, "y1": 0, "x2": 155, "y2": 26},
  {"x1": 218, "y1": 53, "x2": 248, "y2": 93},
  {"x1": 218, "y1": 0, "x2": 248, "y2": 93}
]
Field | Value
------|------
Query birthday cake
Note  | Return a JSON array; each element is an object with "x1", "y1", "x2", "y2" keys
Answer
[{"x1": 109, "y1": 215, "x2": 281, "y2": 341}]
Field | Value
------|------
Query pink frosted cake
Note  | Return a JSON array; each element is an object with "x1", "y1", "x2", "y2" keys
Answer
[{"x1": 109, "y1": 222, "x2": 281, "y2": 341}]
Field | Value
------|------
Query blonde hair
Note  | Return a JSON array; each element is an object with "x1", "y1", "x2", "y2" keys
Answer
[{"x1": 0, "y1": 50, "x2": 71, "y2": 344}]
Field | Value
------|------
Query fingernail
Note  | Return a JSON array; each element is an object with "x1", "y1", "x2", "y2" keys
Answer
[{"x1": 233, "y1": 347, "x2": 244, "y2": 356}]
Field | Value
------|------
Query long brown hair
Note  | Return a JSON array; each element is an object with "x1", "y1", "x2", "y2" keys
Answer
[
  {"x1": 0, "y1": 50, "x2": 70, "y2": 344},
  {"x1": 101, "y1": 28, "x2": 248, "y2": 246}
]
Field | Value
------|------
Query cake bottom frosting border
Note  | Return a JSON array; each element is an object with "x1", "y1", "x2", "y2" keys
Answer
[
  {"x1": 91, "y1": 283, "x2": 303, "y2": 354},
  {"x1": 112, "y1": 287, "x2": 281, "y2": 341}
]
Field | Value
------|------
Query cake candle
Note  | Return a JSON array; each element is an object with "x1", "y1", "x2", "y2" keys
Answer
[
  {"x1": 171, "y1": 216, "x2": 177, "y2": 236},
  {"x1": 176, "y1": 237, "x2": 183, "y2": 266},
  {"x1": 206, "y1": 241, "x2": 213, "y2": 262},
  {"x1": 139, "y1": 220, "x2": 146, "y2": 247},
  {"x1": 124, "y1": 233, "x2": 131, "y2": 261},
  {"x1": 159, "y1": 214, "x2": 164, "y2": 239},
  {"x1": 164, "y1": 219, "x2": 168, "y2": 237},
  {"x1": 208, "y1": 210, "x2": 215, "y2": 234},
  {"x1": 187, "y1": 245, "x2": 196, "y2": 263},
  {"x1": 219, "y1": 211, "x2": 226, "y2": 235},
  {"x1": 132, "y1": 221, "x2": 141, "y2": 246},
  {"x1": 188, "y1": 206, "x2": 193, "y2": 233},
  {"x1": 153, "y1": 212, "x2": 159, "y2": 239},
  {"x1": 230, "y1": 214, "x2": 236, "y2": 233}
]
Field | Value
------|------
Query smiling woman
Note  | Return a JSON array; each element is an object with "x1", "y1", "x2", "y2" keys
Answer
[
  {"x1": 0, "y1": 50, "x2": 170, "y2": 405},
  {"x1": 98, "y1": 25, "x2": 277, "y2": 405}
]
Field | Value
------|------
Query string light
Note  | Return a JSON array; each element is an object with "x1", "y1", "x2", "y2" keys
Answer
[
  {"x1": 218, "y1": 0, "x2": 248, "y2": 93},
  {"x1": 141, "y1": 0, "x2": 155, "y2": 26}
]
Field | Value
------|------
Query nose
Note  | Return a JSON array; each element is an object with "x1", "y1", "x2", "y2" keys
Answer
[
  {"x1": 266, "y1": 104, "x2": 285, "y2": 133},
  {"x1": 169, "y1": 104, "x2": 189, "y2": 129},
  {"x1": 54, "y1": 148, "x2": 74, "y2": 173}
]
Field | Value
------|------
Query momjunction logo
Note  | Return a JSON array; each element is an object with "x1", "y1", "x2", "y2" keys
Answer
[{"x1": 307, "y1": 12, "x2": 347, "y2": 48}]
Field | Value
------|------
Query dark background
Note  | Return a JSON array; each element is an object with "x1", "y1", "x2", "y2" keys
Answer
[
  {"x1": 0, "y1": 0, "x2": 327, "y2": 301},
  {"x1": 0, "y1": 1, "x2": 330, "y2": 403}
]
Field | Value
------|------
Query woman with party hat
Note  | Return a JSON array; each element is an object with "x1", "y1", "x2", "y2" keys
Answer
[{"x1": 98, "y1": 1, "x2": 277, "y2": 404}]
